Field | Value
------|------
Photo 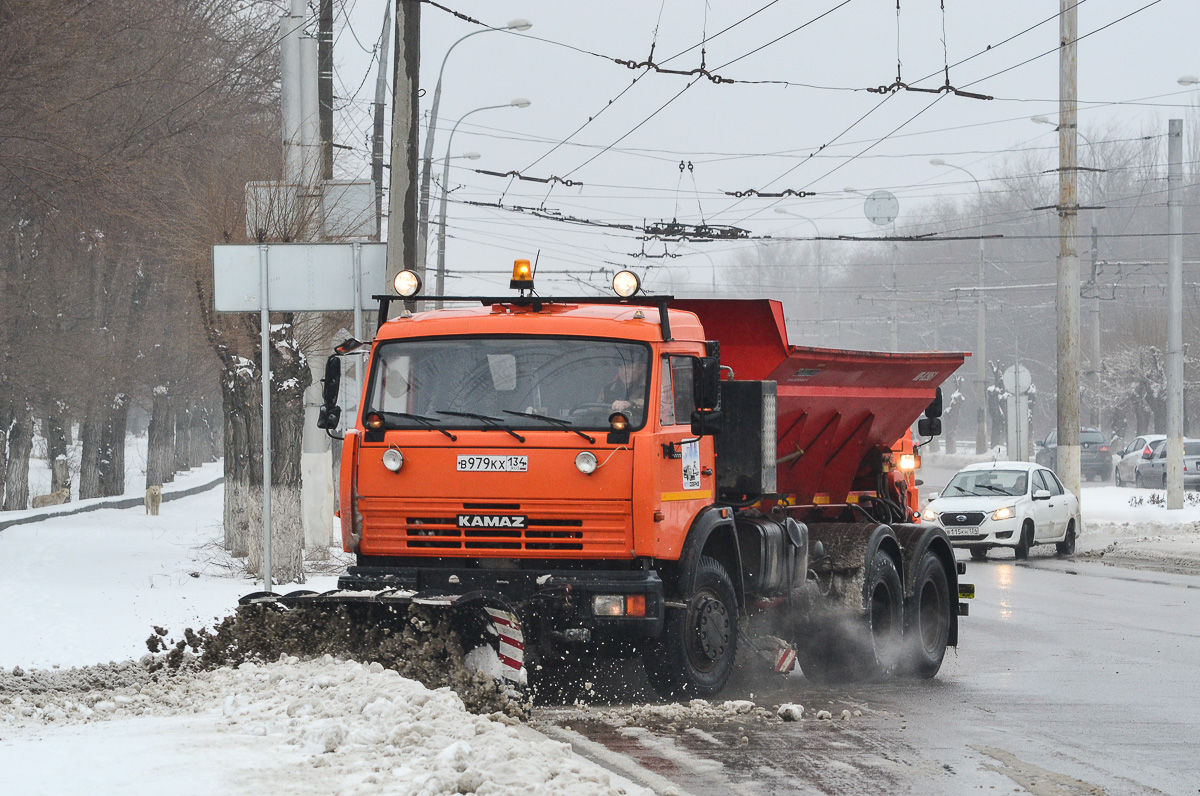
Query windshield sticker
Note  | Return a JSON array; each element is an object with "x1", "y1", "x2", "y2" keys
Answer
[{"x1": 682, "y1": 440, "x2": 701, "y2": 490}]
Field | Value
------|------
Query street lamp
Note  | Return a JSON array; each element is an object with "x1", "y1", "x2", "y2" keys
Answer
[
  {"x1": 418, "y1": 19, "x2": 532, "y2": 275},
  {"x1": 931, "y1": 158, "x2": 989, "y2": 454},
  {"x1": 774, "y1": 208, "x2": 824, "y2": 344},
  {"x1": 436, "y1": 99, "x2": 531, "y2": 304}
]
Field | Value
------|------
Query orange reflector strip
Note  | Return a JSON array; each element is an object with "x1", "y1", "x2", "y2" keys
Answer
[
  {"x1": 626, "y1": 595, "x2": 646, "y2": 617},
  {"x1": 813, "y1": 493, "x2": 830, "y2": 505}
]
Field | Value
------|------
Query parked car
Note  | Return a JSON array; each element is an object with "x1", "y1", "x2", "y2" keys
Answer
[
  {"x1": 922, "y1": 461, "x2": 1081, "y2": 561},
  {"x1": 1134, "y1": 438, "x2": 1200, "y2": 489},
  {"x1": 1115, "y1": 434, "x2": 1165, "y2": 487},
  {"x1": 1034, "y1": 426, "x2": 1113, "y2": 480}
]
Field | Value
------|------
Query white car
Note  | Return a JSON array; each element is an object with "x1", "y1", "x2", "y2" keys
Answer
[{"x1": 923, "y1": 461, "x2": 1081, "y2": 561}]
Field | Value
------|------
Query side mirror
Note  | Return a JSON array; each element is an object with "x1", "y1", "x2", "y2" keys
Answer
[
  {"x1": 925, "y1": 387, "x2": 943, "y2": 419},
  {"x1": 1033, "y1": 489, "x2": 1051, "y2": 500},
  {"x1": 927, "y1": 491, "x2": 939, "y2": 501},
  {"x1": 316, "y1": 355, "x2": 342, "y2": 430},
  {"x1": 693, "y1": 355, "x2": 721, "y2": 411},
  {"x1": 1034, "y1": 440, "x2": 1045, "y2": 449},
  {"x1": 917, "y1": 417, "x2": 942, "y2": 437},
  {"x1": 690, "y1": 409, "x2": 723, "y2": 437}
]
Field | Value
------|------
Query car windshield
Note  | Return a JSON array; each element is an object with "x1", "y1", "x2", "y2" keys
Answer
[
  {"x1": 944, "y1": 469, "x2": 1029, "y2": 497},
  {"x1": 364, "y1": 336, "x2": 651, "y2": 431}
]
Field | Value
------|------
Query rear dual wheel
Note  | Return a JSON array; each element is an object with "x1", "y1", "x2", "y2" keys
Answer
[{"x1": 903, "y1": 552, "x2": 951, "y2": 679}]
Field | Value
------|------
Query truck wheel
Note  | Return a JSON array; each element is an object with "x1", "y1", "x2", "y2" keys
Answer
[
  {"x1": 902, "y1": 552, "x2": 951, "y2": 679},
  {"x1": 1056, "y1": 519, "x2": 1076, "y2": 556},
  {"x1": 642, "y1": 556, "x2": 739, "y2": 698},
  {"x1": 861, "y1": 549, "x2": 905, "y2": 679},
  {"x1": 1014, "y1": 523, "x2": 1033, "y2": 560}
]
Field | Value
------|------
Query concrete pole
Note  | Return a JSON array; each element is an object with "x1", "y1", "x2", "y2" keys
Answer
[
  {"x1": 318, "y1": 0, "x2": 334, "y2": 181},
  {"x1": 890, "y1": 224, "x2": 899, "y2": 352},
  {"x1": 299, "y1": 36, "x2": 321, "y2": 237},
  {"x1": 1089, "y1": 225, "x2": 1101, "y2": 426},
  {"x1": 1056, "y1": 0, "x2": 1081, "y2": 497},
  {"x1": 370, "y1": 5, "x2": 391, "y2": 242},
  {"x1": 1166, "y1": 118, "x2": 1184, "y2": 509},
  {"x1": 279, "y1": 1, "x2": 305, "y2": 187},
  {"x1": 385, "y1": 0, "x2": 421, "y2": 306}
]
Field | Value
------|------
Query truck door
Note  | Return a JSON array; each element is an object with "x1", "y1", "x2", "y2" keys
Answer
[{"x1": 653, "y1": 354, "x2": 714, "y2": 533}]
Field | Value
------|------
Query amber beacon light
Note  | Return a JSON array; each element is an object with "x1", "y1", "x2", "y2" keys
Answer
[{"x1": 510, "y1": 259, "x2": 534, "y2": 290}]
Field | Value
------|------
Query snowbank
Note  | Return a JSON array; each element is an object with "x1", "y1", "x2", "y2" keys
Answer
[{"x1": 0, "y1": 656, "x2": 650, "y2": 796}]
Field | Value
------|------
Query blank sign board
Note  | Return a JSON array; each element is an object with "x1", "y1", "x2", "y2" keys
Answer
[{"x1": 213, "y1": 243, "x2": 386, "y2": 312}]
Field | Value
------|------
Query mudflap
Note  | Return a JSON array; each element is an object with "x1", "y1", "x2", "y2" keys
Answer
[{"x1": 238, "y1": 588, "x2": 527, "y2": 693}]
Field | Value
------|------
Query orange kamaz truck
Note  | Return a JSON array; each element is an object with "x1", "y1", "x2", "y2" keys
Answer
[{"x1": 293, "y1": 264, "x2": 969, "y2": 698}]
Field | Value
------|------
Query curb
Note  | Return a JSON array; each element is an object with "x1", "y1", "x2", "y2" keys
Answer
[{"x1": 0, "y1": 476, "x2": 224, "y2": 533}]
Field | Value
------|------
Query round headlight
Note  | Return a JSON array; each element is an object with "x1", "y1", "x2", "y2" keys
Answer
[
  {"x1": 393, "y1": 269, "x2": 423, "y2": 297},
  {"x1": 612, "y1": 270, "x2": 641, "y2": 298},
  {"x1": 922, "y1": 507, "x2": 938, "y2": 522},
  {"x1": 608, "y1": 412, "x2": 629, "y2": 431},
  {"x1": 364, "y1": 412, "x2": 385, "y2": 431},
  {"x1": 575, "y1": 451, "x2": 598, "y2": 475},
  {"x1": 382, "y1": 448, "x2": 404, "y2": 472}
]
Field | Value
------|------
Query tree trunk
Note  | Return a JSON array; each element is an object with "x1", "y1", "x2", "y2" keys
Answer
[
  {"x1": 246, "y1": 326, "x2": 309, "y2": 584},
  {"x1": 174, "y1": 403, "x2": 192, "y2": 473},
  {"x1": 2, "y1": 405, "x2": 33, "y2": 511},
  {"x1": 0, "y1": 400, "x2": 12, "y2": 507},
  {"x1": 42, "y1": 401, "x2": 72, "y2": 497},
  {"x1": 78, "y1": 404, "x2": 103, "y2": 500},
  {"x1": 99, "y1": 394, "x2": 129, "y2": 497},
  {"x1": 190, "y1": 400, "x2": 219, "y2": 465},
  {"x1": 146, "y1": 387, "x2": 175, "y2": 487},
  {"x1": 222, "y1": 362, "x2": 260, "y2": 556}
]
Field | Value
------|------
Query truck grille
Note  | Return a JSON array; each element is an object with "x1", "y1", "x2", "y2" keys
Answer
[
  {"x1": 939, "y1": 511, "x2": 985, "y2": 527},
  {"x1": 359, "y1": 498, "x2": 631, "y2": 557}
]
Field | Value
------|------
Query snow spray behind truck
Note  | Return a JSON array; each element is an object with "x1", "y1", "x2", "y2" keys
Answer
[{"x1": 254, "y1": 263, "x2": 971, "y2": 699}]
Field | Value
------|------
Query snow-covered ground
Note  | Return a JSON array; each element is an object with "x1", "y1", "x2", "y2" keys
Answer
[{"x1": 2, "y1": 456, "x2": 1198, "y2": 795}]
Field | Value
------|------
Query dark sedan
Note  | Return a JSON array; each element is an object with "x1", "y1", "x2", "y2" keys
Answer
[{"x1": 1034, "y1": 427, "x2": 1113, "y2": 481}]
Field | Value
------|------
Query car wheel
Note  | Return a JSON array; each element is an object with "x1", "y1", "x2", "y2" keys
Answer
[
  {"x1": 1056, "y1": 519, "x2": 1076, "y2": 556},
  {"x1": 1135, "y1": 472, "x2": 1144, "y2": 489},
  {"x1": 969, "y1": 546, "x2": 987, "y2": 561},
  {"x1": 1163, "y1": 474, "x2": 1169, "y2": 490},
  {"x1": 1115, "y1": 468, "x2": 1123, "y2": 487},
  {"x1": 1014, "y1": 522, "x2": 1033, "y2": 560}
]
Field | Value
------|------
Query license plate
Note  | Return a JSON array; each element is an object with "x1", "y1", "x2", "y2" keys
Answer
[
  {"x1": 456, "y1": 455, "x2": 528, "y2": 472},
  {"x1": 945, "y1": 527, "x2": 978, "y2": 536}
]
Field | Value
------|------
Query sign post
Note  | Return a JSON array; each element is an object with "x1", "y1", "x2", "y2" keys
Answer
[{"x1": 214, "y1": 242, "x2": 385, "y2": 590}]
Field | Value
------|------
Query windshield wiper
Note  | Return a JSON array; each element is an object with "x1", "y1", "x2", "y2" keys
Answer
[
  {"x1": 437, "y1": 410, "x2": 526, "y2": 443},
  {"x1": 502, "y1": 410, "x2": 596, "y2": 444},
  {"x1": 383, "y1": 411, "x2": 457, "y2": 441},
  {"x1": 978, "y1": 484, "x2": 1010, "y2": 495},
  {"x1": 948, "y1": 484, "x2": 981, "y2": 496}
]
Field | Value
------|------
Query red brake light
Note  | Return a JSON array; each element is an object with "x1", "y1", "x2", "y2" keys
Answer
[
  {"x1": 1099, "y1": 446, "x2": 1108, "y2": 452},
  {"x1": 1144, "y1": 445, "x2": 1152, "y2": 456}
]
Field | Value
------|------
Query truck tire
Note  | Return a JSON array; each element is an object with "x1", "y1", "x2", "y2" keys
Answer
[
  {"x1": 902, "y1": 552, "x2": 951, "y2": 679},
  {"x1": 642, "y1": 556, "x2": 738, "y2": 698},
  {"x1": 798, "y1": 549, "x2": 905, "y2": 683}
]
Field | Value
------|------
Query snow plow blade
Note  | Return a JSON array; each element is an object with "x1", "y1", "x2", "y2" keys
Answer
[{"x1": 237, "y1": 589, "x2": 526, "y2": 687}]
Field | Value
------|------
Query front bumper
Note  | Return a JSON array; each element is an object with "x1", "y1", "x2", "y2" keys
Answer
[
  {"x1": 934, "y1": 517, "x2": 1021, "y2": 548},
  {"x1": 338, "y1": 564, "x2": 665, "y2": 644}
]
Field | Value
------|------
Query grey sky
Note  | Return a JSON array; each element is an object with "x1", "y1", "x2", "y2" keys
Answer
[{"x1": 327, "y1": 0, "x2": 1199, "y2": 296}]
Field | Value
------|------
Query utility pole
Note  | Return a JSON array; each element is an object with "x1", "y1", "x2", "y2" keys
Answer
[
  {"x1": 1056, "y1": 0, "x2": 1081, "y2": 498},
  {"x1": 318, "y1": 0, "x2": 334, "y2": 181},
  {"x1": 1166, "y1": 118, "x2": 1184, "y2": 509},
  {"x1": 890, "y1": 225, "x2": 899, "y2": 353},
  {"x1": 385, "y1": 0, "x2": 421, "y2": 302},
  {"x1": 371, "y1": 5, "x2": 392, "y2": 242}
]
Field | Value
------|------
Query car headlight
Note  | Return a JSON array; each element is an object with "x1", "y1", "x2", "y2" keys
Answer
[
  {"x1": 922, "y1": 507, "x2": 938, "y2": 522},
  {"x1": 991, "y1": 506, "x2": 1015, "y2": 521}
]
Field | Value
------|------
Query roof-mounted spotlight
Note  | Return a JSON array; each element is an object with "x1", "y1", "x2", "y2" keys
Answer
[
  {"x1": 612, "y1": 270, "x2": 641, "y2": 298},
  {"x1": 510, "y1": 259, "x2": 534, "y2": 291},
  {"x1": 393, "y1": 269, "x2": 423, "y2": 298}
]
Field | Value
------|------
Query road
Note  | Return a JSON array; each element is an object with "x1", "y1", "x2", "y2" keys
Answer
[{"x1": 533, "y1": 554, "x2": 1200, "y2": 795}]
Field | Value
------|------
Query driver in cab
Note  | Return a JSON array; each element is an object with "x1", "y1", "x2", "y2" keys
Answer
[{"x1": 601, "y1": 360, "x2": 647, "y2": 414}]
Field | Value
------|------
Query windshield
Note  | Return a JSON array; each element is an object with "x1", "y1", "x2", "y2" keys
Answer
[
  {"x1": 944, "y1": 469, "x2": 1029, "y2": 497},
  {"x1": 364, "y1": 336, "x2": 651, "y2": 431},
  {"x1": 1081, "y1": 431, "x2": 1105, "y2": 444}
]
